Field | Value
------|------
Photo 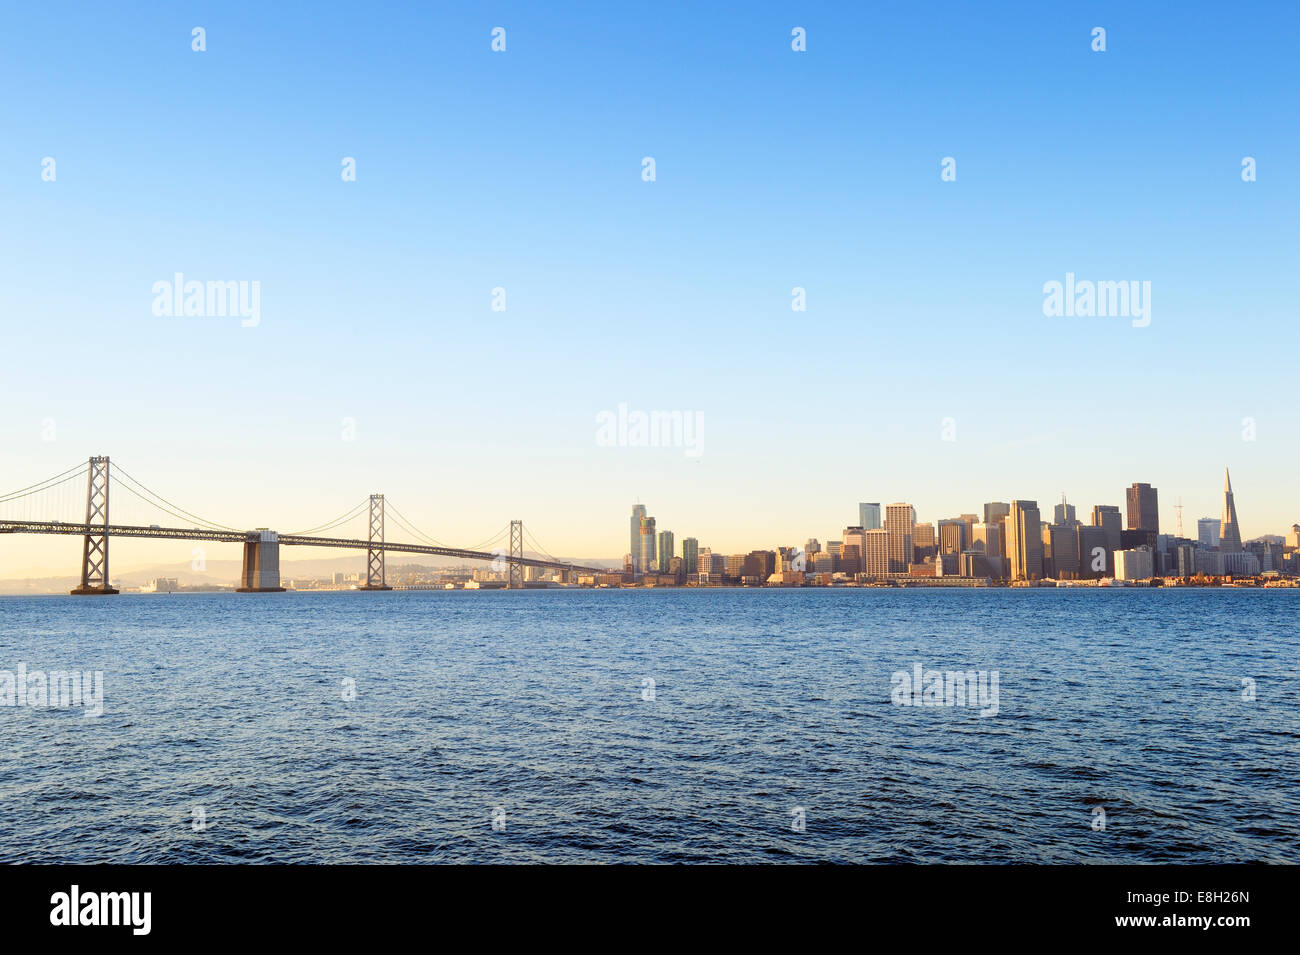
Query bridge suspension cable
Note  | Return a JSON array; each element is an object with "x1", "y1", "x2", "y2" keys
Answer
[
  {"x1": 111, "y1": 464, "x2": 241, "y2": 531},
  {"x1": 523, "y1": 526, "x2": 561, "y2": 564},
  {"x1": 0, "y1": 461, "x2": 88, "y2": 503},
  {"x1": 383, "y1": 499, "x2": 509, "y2": 554},
  {"x1": 288, "y1": 499, "x2": 370, "y2": 536}
]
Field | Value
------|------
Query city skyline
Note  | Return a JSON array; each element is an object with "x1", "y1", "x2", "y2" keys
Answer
[
  {"x1": 0, "y1": 456, "x2": 1293, "y2": 580},
  {"x1": 624, "y1": 464, "x2": 1286, "y2": 574},
  {"x1": 3, "y1": 2, "x2": 1298, "y2": 578}
]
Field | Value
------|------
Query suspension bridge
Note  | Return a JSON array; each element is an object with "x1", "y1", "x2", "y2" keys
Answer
[{"x1": 0, "y1": 457, "x2": 607, "y2": 593}]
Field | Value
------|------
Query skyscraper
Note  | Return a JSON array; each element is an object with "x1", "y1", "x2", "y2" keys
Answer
[
  {"x1": 841, "y1": 526, "x2": 866, "y2": 574},
  {"x1": 638, "y1": 516, "x2": 656, "y2": 574},
  {"x1": 630, "y1": 504, "x2": 646, "y2": 571},
  {"x1": 1042, "y1": 522, "x2": 1079, "y2": 579},
  {"x1": 1053, "y1": 493, "x2": 1077, "y2": 526},
  {"x1": 937, "y1": 519, "x2": 968, "y2": 555},
  {"x1": 1197, "y1": 517, "x2": 1221, "y2": 550},
  {"x1": 1006, "y1": 500, "x2": 1043, "y2": 581},
  {"x1": 863, "y1": 528, "x2": 890, "y2": 577},
  {"x1": 1076, "y1": 525, "x2": 1109, "y2": 579},
  {"x1": 885, "y1": 503, "x2": 914, "y2": 573},
  {"x1": 682, "y1": 537, "x2": 699, "y2": 575},
  {"x1": 1219, "y1": 468, "x2": 1242, "y2": 553},
  {"x1": 983, "y1": 502, "x2": 1010, "y2": 526},
  {"x1": 657, "y1": 530, "x2": 675, "y2": 572},
  {"x1": 1091, "y1": 504, "x2": 1122, "y2": 576},
  {"x1": 1126, "y1": 483, "x2": 1159, "y2": 534},
  {"x1": 859, "y1": 503, "x2": 882, "y2": 530}
]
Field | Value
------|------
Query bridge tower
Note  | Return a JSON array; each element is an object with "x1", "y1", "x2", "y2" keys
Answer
[
  {"x1": 71, "y1": 456, "x2": 118, "y2": 595},
  {"x1": 362, "y1": 494, "x2": 392, "y2": 590},
  {"x1": 508, "y1": 520, "x2": 524, "y2": 589}
]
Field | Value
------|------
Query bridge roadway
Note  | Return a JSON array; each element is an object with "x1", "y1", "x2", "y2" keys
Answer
[{"x1": 0, "y1": 520, "x2": 607, "y2": 575}]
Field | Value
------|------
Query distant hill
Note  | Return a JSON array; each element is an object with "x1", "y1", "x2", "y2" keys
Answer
[{"x1": 0, "y1": 552, "x2": 620, "y2": 594}]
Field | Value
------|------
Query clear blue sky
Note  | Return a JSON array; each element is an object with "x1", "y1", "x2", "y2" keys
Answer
[{"x1": 1, "y1": 1, "x2": 1297, "y2": 575}]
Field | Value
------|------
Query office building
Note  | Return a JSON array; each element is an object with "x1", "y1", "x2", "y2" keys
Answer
[
  {"x1": 1006, "y1": 500, "x2": 1043, "y2": 581},
  {"x1": 841, "y1": 526, "x2": 866, "y2": 574},
  {"x1": 971, "y1": 522, "x2": 1002, "y2": 558},
  {"x1": 1042, "y1": 523, "x2": 1079, "y2": 579},
  {"x1": 859, "y1": 502, "x2": 882, "y2": 530},
  {"x1": 682, "y1": 537, "x2": 699, "y2": 575},
  {"x1": 1126, "y1": 483, "x2": 1159, "y2": 534},
  {"x1": 1219, "y1": 468, "x2": 1243, "y2": 553},
  {"x1": 630, "y1": 504, "x2": 647, "y2": 572},
  {"x1": 1053, "y1": 494, "x2": 1077, "y2": 526},
  {"x1": 937, "y1": 519, "x2": 969, "y2": 555},
  {"x1": 1076, "y1": 524, "x2": 1110, "y2": 579},
  {"x1": 863, "y1": 528, "x2": 890, "y2": 576},
  {"x1": 638, "y1": 516, "x2": 657, "y2": 574},
  {"x1": 983, "y1": 502, "x2": 1010, "y2": 526},
  {"x1": 885, "y1": 503, "x2": 914, "y2": 572},
  {"x1": 742, "y1": 551, "x2": 776, "y2": 580},
  {"x1": 1197, "y1": 517, "x2": 1221, "y2": 550},
  {"x1": 1115, "y1": 546, "x2": 1154, "y2": 581},
  {"x1": 657, "y1": 530, "x2": 674, "y2": 573},
  {"x1": 1223, "y1": 551, "x2": 1259, "y2": 576},
  {"x1": 1091, "y1": 505, "x2": 1123, "y2": 575}
]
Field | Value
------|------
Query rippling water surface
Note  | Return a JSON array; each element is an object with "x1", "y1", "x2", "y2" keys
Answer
[{"x1": 1, "y1": 589, "x2": 1296, "y2": 863}]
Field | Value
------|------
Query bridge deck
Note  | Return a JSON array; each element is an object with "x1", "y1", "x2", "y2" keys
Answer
[{"x1": 0, "y1": 521, "x2": 606, "y2": 575}]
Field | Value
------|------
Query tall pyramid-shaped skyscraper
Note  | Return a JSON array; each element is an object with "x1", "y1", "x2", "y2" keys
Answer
[{"x1": 1219, "y1": 468, "x2": 1243, "y2": 553}]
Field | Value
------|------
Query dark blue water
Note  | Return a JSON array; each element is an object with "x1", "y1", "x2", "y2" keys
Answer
[{"x1": 1, "y1": 589, "x2": 1296, "y2": 863}]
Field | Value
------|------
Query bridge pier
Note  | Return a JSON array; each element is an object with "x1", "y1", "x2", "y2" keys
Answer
[{"x1": 237, "y1": 531, "x2": 285, "y2": 593}]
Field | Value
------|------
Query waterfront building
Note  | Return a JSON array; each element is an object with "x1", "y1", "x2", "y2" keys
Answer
[
  {"x1": 1223, "y1": 551, "x2": 1259, "y2": 576},
  {"x1": 1114, "y1": 546, "x2": 1154, "y2": 581},
  {"x1": 1195, "y1": 549, "x2": 1226, "y2": 576}
]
